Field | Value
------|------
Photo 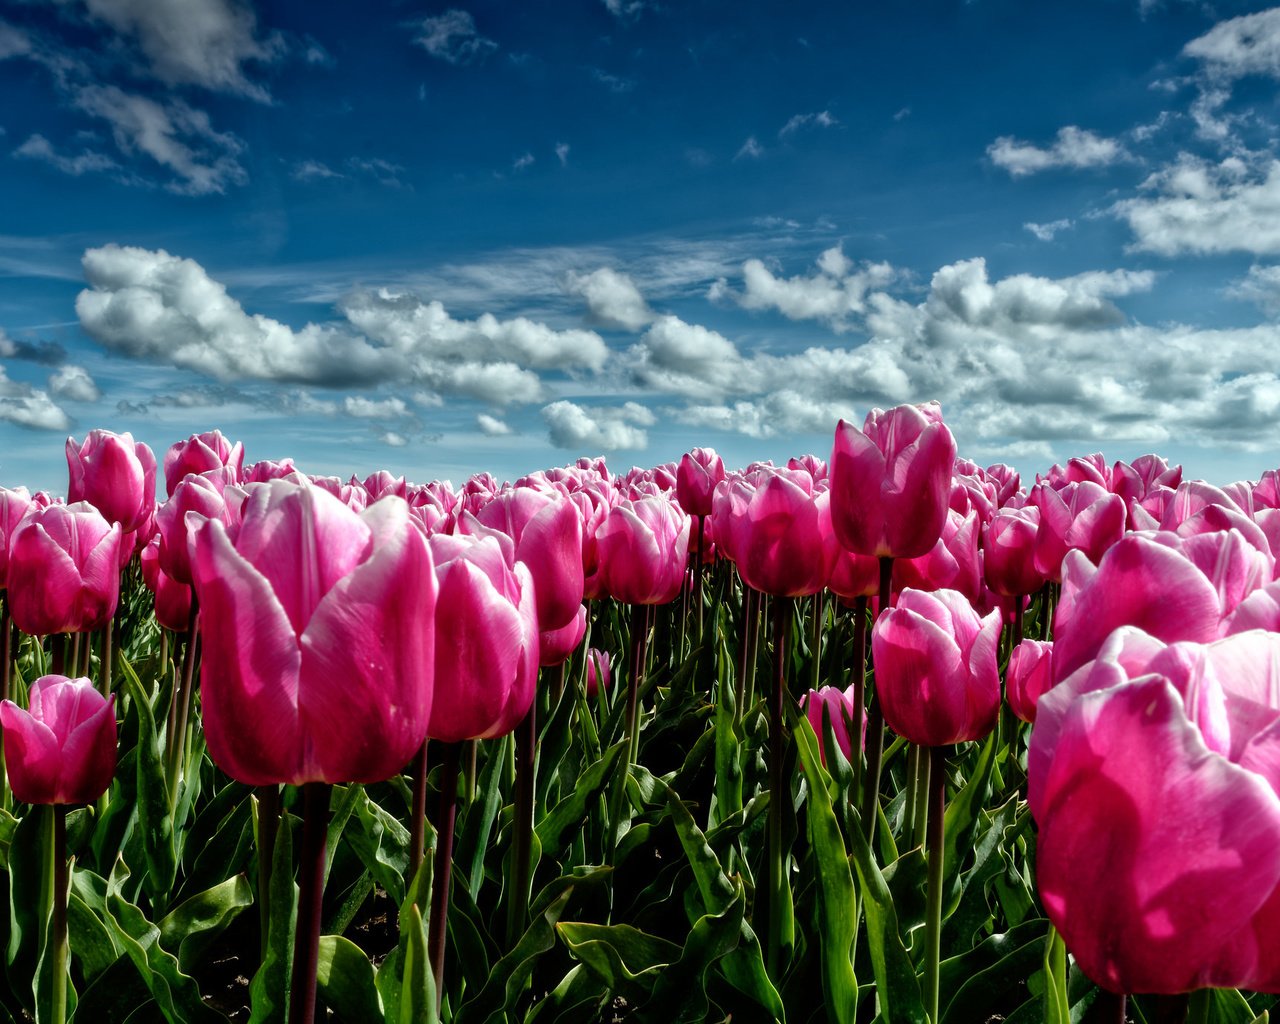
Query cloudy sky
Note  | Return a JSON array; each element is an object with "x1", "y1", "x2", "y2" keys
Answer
[{"x1": 3, "y1": 0, "x2": 1280, "y2": 491}]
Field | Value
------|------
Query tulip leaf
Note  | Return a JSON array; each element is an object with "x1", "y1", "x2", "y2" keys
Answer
[
  {"x1": 939, "y1": 919, "x2": 1048, "y2": 1024},
  {"x1": 4, "y1": 808, "x2": 44, "y2": 1015},
  {"x1": 119, "y1": 658, "x2": 177, "y2": 911},
  {"x1": 646, "y1": 879, "x2": 749, "y2": 1022},
  {"x1": 66, "y1": 886, "x2": 120, "y2": 983},
  {"x1": 711, "y1": 631, "x2": 744, "y2": 828},
  {"x1": 536, "y1": 739, "x2": 627, "y2": 857},
  {"x1": 454, "y1": 734, "x2": 508, "y2": 901},
  {"x1": 942, "y1": 734, "x2": 996, "y2": 918},
  {"x1": 0, "y1": 807, "x2": 17, "y2": 871},
  {"x1": 1041, "y1": 926, "x2": 1071, "y2": 1024},
  {"x1": 101, "y1": 858, "x2": 223, "y2": 1024},
  {"x1": 316, "y1": 934, "x2": 384, "y2": 1023},
  {"x1": 157, "y1": 873, "x2": 254, "y2": 973},
  {"x1": 556, "y1": 922, "x2": 679, "y2": 1004},
  {"x1": 249, "y1": 811, "x2": 298, "y2": 1024},
  {"x1": 348, "y1": 787, "x2": 412, "y2": 907}
]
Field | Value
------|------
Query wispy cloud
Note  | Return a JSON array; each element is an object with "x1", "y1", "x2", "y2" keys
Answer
[
  {"x1": 414, "y1": 10, "x2": 497, "y2": 65},
  {"x1": 778, "y1": 110, "x2": 838, "y2": 138},
  {"x1": 988, "y1": 126, "x2": 1132, "y2": 177}
]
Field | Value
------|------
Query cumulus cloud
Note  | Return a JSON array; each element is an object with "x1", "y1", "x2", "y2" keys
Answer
[
  {"x1": 673, "y1": 390, "x2": 858, "y2": 440},
  {"x1": 48, "y1": 365, "x2": 101, "y2": 402},
  {"x1": 0, "y1": 330, "x2": 65, "y2": 365},
  {"x1": 631, "y1": 314, "x2": 757, "y2": 398},
  {"x1": 564, "y1": 267, "x2": 654, "y2": 330},
  {"x1": 1227, "y1": 264, "x2": 1280, "y2": 315},
  {"x1": 380, "y1": 431, "x2": 408, "y2": 447},
  {"x1": 78, "y1": 0, "x2": 282, "y2": 100},
  {"x1": 73, "y1": 85, "x2": 246, "y2": 194},
  {"x1": 710, "y1": 246, "x2": 897, "y2": 330},
  {"x1": 414, "y1": 9, "x2": 497, "y2": 64},
  {"x1": 0, "y1": 365, "x2": 71, "y2": 431},
  {"x1": 988, "y1": 126, "x2": 1131, "y2": 177},
  {"x1": 778, "y1": 110, "x2": 837, "y2": 137},
  {"x1": 1183, "y1": 8, "x2": 1280, "y2": 80},
  {"x1": 0, "y1": 20, "x2": 32, "y2": 61},
  {"x1": 1024, "y1": 218, "x2": 1074, "y2": 242},
  {"x1": 13, "y1": 134, "x2": 118, "y2": 177},
  {"x1": 542, "y1": 400, "x2": 650, "y2": 450},
  {"x1": 477, "y1": 413, "x2": 511, "y2": 435}
]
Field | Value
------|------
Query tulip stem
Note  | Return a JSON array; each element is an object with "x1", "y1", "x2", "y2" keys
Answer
[
  {"x1": 913, "y1": 744, "x2": 931, "y2": 849},
  {"x1": 507, "y1": 702, "x2": 537, "y2": 946},
  {"x1": 924, "y1": 745, "x2": 946, "y2": 1024},
  {"x1": 51, "y1": 635, "x2": 65, "y2": 676},
  {"x1": 1185, "y1": 989, "x2": 1211, "y2": 1024},
  {"x1": 860, "y1": 557, "x2": 893, "y2": 841},
  {"x1": 428, "y1": 743, "x2": 461, "y2": 1013},
  {"x1": 100, "y1": 615, "x2": 114, "y2": 696},
  {"x1": 409, "y1": 741, "x2": 430, "y2": 882},
  {"x1": 695, "y1": 515, "x2": 705, "y2": 642},
  {"x1": 167, "y1": 603, "x2": 200, "y2": 810},
  {"x1": 0, "y1": 598, "x2": 10, "y2": 810},
  {"x1": 767, "y1": 594, "x2": 792, "y2": 976},
  {"x1": 257, "y1": 784, "x2": 280, "y2": 964},
  {"x1": 70, "y1": 633, "x2": 81, "y2": 680},
  {"x1": 50, "y1": 804, "x2": 69, "y2": 1024},
  {"x1": 1096, "y1": 991, "x2": 1127, "y2": 1024},
  {"x1": 288, "y1": 782, "x2": 331, "y2": 1024},
  {"x1": 809, "y1": 591, "x2": 825, "y2": 693},
  {"x1": 849, "y1": 596, "x2": 868, "y2": 796},
  {"x1": 624, "y1": 602, "x2": 648, "y2": 767},
  {"x1": 735, "y1": 587, "x2": 758, "y2": 723}
]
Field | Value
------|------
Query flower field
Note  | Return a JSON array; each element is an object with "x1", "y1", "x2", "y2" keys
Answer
[{"x1": 1, "y1": 402, "x2": 1278, "y2": 1024}]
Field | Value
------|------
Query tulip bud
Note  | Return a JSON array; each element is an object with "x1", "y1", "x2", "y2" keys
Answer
[
  {"x1": 66, "y1": 429, "x2": 157, "y2": 534},
  {"x1": 0, "y1": 675, "x2": 116, "y2": 804},
  {"x1": 163, "y1": 430, "x2": 244, "y2": 495},
  {"x1": 1006, "y1": 639, "x2": 1053, "y2": 723},
  {"x1": 594, "y1": 496, "x2": 690, "y2": 605},
  {"x1": 7, "y1": 503, "x2": 121, "y2": 635},
  {"x1": 801, "y1": 685, "x2": 863, "y2": 767},
  {"x1": 0, "y1": 486, "x2": 32, "y2": 590},
  {"x1": 675, "y1": 447, "x2": 725, "y2": 517},
  {"x1": 586, "y1": 648, "x2": 611, "y2": 698}
]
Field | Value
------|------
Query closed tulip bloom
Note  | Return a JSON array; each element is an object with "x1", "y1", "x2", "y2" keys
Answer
[
  {"x1": 594, "y1": 496, "x2": 690, "y2": 605},
  {"x1": 156, "y1": 473, "x2": 229, "y2": 585},
  {"x1": 1031, "y1": 481, "x2": 1126, "y2": 581},
  {"x1": 586, "y1": 648, "x2": 611, "y2": 698},
  {"x1": 1030, "y1": 628, "x2": 1280, "y2": 993},
  {"x1": 1006, "y1": 639, "x2": 1054, "y2": 723},
  {"x1": 427, "y1": 533, "x2": 538, "y2": 743},
  {"x1": 893, "y1": 508, "x2": 982, "y2": 603},
  {"x1": 244, "y1": 458, "x2": 297, "y2": 483},
  {"x1": 140, "y1": 536, "x2": 193, "y2": 633},
  {"x1": 191, "y1": 480, "x2": 435, "y2": 786},
  {"x1": 0, "y1": 485, "x2": 32, "y2": 589},
  {"x1": 0, "y1": 675, "x2": 115, "y2": 804},
  {"x1": 539, "y1": 604, "x2": 587, "y2": 667},
  {"x1": 163, "y1": 430, "x2": 244, "y2": 494},
  {"x1": 7, "y1": 503, "x2": 121, "y2": 635},
  {"x1": 983, "y1": 505, "x2": 1045, "y2": 597},
  {"x1": 66, "y1": 430, "x2": 157, "y2": 534},
  {"x1": 720, "y1": 470, "x2": 828, "y2": 597},
  {"x1": 361, "y1": 470, "x2": 407, "y2": 502},
  {"x1": 675, "y1": 448, "x2": 725, "y2": 517},
  {"x1": 871, "y1": 588, "x2": 1001, "y2": 747},
  {"x1": 801, "y1": 685, "x2": 863, "y2": 767},
  {"x1": 829, "y1": 402, "x2": 957, "y2": 559},
  {"x1": 984, "y1": 464, "x2": 1022, "y2": 508}
]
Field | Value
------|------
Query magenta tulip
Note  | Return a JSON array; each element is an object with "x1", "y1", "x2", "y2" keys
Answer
[
  {"x1": 1006, "y1": 638, "x2": 1053, "y2": 723},
  {"x1": 715, "y1": 469, "x2": 828, "y2": 597},
  {"x1": 190, "y1": 480, "x2": 435, "y2": 786},
  {"x1": 829, "y1": 402, "x2": 957, "y2": 559},
  {"x1": 983, "y1": 505, "x2": 1045, "y2": 598},
  {"x1": 0, "y1": 674, "x2": 115, "y2": 804},
  {"x1": 163, "y1": 430, "x2": 244, "y2": 494},
  {"x1": 140, "y1": 536, "x2": 193, "y2": 633},
  {"x1": 66, "y1": 429, "x2": 157, "y2": 535},
  {"x1": 539, "y1": 604, "x2": 587, "y2": 667},
  {"x1": 1030, "y1": 480, "x2": 1126, "y2": 581},
  {"x1": 244, "y1": 458, "x2": 297, "y2": 483},
  {"x1": 1030, "y1": 628, "x2": 1280, "y2": 993},
  {"x1": 7, "y1": 503, "x2": 121, "y2": 635},
  {"x1": 893, "y1": 508, "x2": 982, "y2": 603},
  {"x1": 586, "y1": 648, "x2": 611, "y2": 698},
  {"x1": 0, "y1": 486, "x2": 32, "y2": 590},
  {"x1": 427, "y1": 532, "x2": 538, "y2": 743},
  {"x1": 675, "y1": 447, "x2": 725, "y2": 517},
  {"x1": 156, "y1": 473, "x2": 230, "y2": 586},
  {"x1": 870, "y1": 588, "x2": 1001, "y2": 747},
  {"x1": 801, "y1": 685, "x2": 863, "y2": 767},
  {"x1": 594, "y1": 496, "x2": 690, "y2": 605}
]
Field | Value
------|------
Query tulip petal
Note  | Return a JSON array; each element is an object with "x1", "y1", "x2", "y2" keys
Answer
[
  {"x1": 518, "y1": 499, "x2": 584, "y2": 630},
  {"x1": 0, "y1": 701, "x2": 62, "y2": 804}
]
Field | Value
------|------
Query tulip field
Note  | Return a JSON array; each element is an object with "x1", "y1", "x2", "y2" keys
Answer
[{"x1": 4, "y1": 405, "x2": 1280, "y2": 1024}]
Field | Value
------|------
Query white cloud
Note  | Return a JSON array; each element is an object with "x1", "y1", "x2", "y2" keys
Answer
[
  {"x1": 592, "y1": 68, "x2": 635, "y2": 93},
  {"x1": 988, "y1": 126, "x2": 1131, "y2": 177},
  {"x1": 1227, "y1": 264, "x2": 1280, "y2": 315},
  {"x1": 414, "y1": 10, "x2": 497, "y2": 65},
  {"x1": 710, "y1": 246, "x2": 897, "y2": 330},
  {"x1": 601, "y1": 0, "x2": 647, "y2": 19},
  {"x1": 0, "y1": 21, "x2": 32, "y2": 61},
  {"x1": 292, "y1": 159, "x2": 343, "y2": 182},
  {"x1": 343, "y1": 395, "x2": 410, "y2": 419},
  {"x1": 564, "y1": 267, "x2": 654, "y2": 330},
  {"x1": 13, "y1": 134, "x2": 118, "y2": 177},
  {"x1": 778, "y1": 110, "x2": 837, "y2": 137},
  {"x1": 477, "y1": 413, "x2": 511, "y2": 436},
  {"x1": 555, "y1": 142, "x2": 569, "y2": 167},
  {"x1": 73, "y1": 84, "x2": 246, "y2": 194},
  {"x1": 380, "y1": 431, "x2": 408, "y2": 447},
  {"x1": 1024, "y1": 218, "x2": 1075, "y2": 242},
  {"x1": 631, "y1": 314, "x2": 756, "y2": 398},
  {"x1": 735, "y1": 136, "x2": 764, "y2": 160},
  {"x1": 1183, "y1": 8, "x2": 1280, "y2": 80},
  {"x1": 513, "y1": 151, "x2": 534, "y2": 171},
  {"x1": 79, "y1": 0, "x2": 282, "y2": 101},
  {"x1": 1115, "y1": 154, "x2": 1280, "y2": 256},
  {"x1": 346, "y1": 157, "x2": 406, "y2": 188},
  {"x1": 48, "y1": 365, "x2": 101, "y2": 402},
  {"x1": 542, "y1": 399, "x2": 649, "y2": 450},
  {"x1": 0, "y1": 365, "x2": 71, "y2": 431}
]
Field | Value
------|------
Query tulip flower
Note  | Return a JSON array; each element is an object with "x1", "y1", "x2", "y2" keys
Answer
[
  {"x1": 586, "y1": 648, "x2": 611, "y2": 698},
  {"x1": 244, "y1": 458, "x2": 297, "y2": 483},
  {"x1": 715, "y1": 469, "x2": 828, "y2": 598},
  {"x1": 163, "y1": 430, "x2": 244, "y2": 494},
  {"x1": 1006, "y1": 639, "x2": 1053, "y2": 724},
  {"x1": 155, "y1": 473, "x2": 230, "y2": 587},
  {"x1": 871, "y1": 588, "x2": 1001, "y2": 748},
  {"x1": 140, "y1": 536, "x2": 193, "y2": 633},
  {"x1": 828, "y1": 402, "x2": 957, "y2": 559},
  {"x1": 801, "y1": 685, "x2": 862, "y2": 767},
  {"x1": 7, "y1": 503, "x2": 121, "y2": 636},
  {"x1": 675, "y1": 447, "x2": 725, "y2": 517},
  {"x1": 66, "y1": 429, "x2": 157, "y2": 535},
  {"x1": 0, "y1": 673, "x2": 116, "y2": 805},
  {"x1": 1030, "y1": 480, "x2": 1126, "y2": 581},
  {"x1": 983, "y1": 505, "x2": 1045, "y2": 599},
  {"x1": 0, "y1": 485, "x2": 31, "y2": 590},
  {"x1": 893, "y1": 508, "x2": 982, "y2": 604},
  {"x1": 1030, "y1": 627, "x2": 1280, "y2": 994},
  {"x1": 190, "y1": 479, "x2": 436, "y2": 786},
  {"x1": 540, "y1": 604, "x2": 587, "y2": 667},
  {"x1": 594, "y1": 496, "x2": 690, "y2": 606}
]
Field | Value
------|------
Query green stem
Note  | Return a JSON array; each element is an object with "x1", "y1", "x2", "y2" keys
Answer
[
  {"x1": 0, "y1": 597, "x2": 10, "y2": 811},
  {"x1": 167, "y1": 602, "x2": 200, "y2": 809},
  {"x1": 695, "y1": 515, "x2": 705, "y2": 643},
  {"x1": 507, "y1": 701, "x2": 537, "y2": 945},
  {"x1": 428, "y1": 743, "x2": 461, "y2": 1012},
  {"x1": 859, "y1": 557, "x2": 893, "y2": 840},
  {"x1": 99, "y1": 614, "x2": 114, "y2": 696},
  {"x1": 408, "y1": 740, "x2": 430, "y2": 882},
  {"x1": 767, "y1": 594, "x2": 792, "y2": 976},
  {"x1": 1185, "y1": 989, "x2": 1211, "y2": 1024},
  {"x1": 257, "y1": 785, "x2": 280, "y2": 965},
  {"x1": 624, "y1": 602, "x2": 647, "y2": 767},
  {"x1": 50, "y1": 804, "x2": 69, "y2": 1024},
  {"x1": 288, "y1": 783, "x2": 331, "y2": 1024},
  {"x1": 849, "y1": 596, "x2": 867, "y2": 797},
  {"x1": 809, "y1": 591, "x2": 825, "y2": 693},
  {"x1": 913, "y1": 743, "x2": 931, "y2": 849},
  {"x1": 924, "y1": 745, "x2": 946, "y2": 1024}
]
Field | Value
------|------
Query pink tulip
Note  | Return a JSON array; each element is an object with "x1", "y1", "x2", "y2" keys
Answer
[
  {"x1": 675, "y1": 447, "x2": 725, "y2": 517},
  {"x1": 163, "y1": 430, "x2": 244, "y2": 494},
  {"x1": 715, "y1": 470, "x2": 828, "y2": 597},
  {"x1": 539, "y1": 604, "x2": 587, "y2": 667},
  {"x1": 1031, "y1": 481, "x2": 1126, "y2": 581},
  {"x1": 801, "y1": 685, "x2": 863, "y2": 766},
  {"x1": 788, "y1": 454, "x2": 828, "y2": 482},
  {"x1": 870, "y1": 588, "x2": 1001, "y2": 747},
  {"x1": 7, "y1": 503, "x2": 121, "y2": 635},
  {"x1": 140, "y1": 536, "x2": 193, "y2": 633},
  {"x1": 0, "y1": 674, "x2": 116, "y2": 804},
  {"x1": 155, "y1": 474, "x2": 230, "y2": 586},
  {"x1": 1029, "y1": 628, "x2": 1280, "y2": 993},
  {"x1": 0, "y1": 486, "x2": 32, "y2": 589},
  {"x1": 66, "y1": 429, "x2": 157, "y2": 534},
  {"x1": 475, "y1": 488, "x2": 584, "y2": 631},
  {"x1": 1006, "y1": 639, "x2": 1053, "y2": 723},
  {"x1": 594, "y1": 496, "x2": 691, "y2": 605},
  {"x1": 427, "y1": 533, "x2": 538, "y2": 743},
  {"x1": 586, "y1": 648, "x2": 611, "y2": 698},
  {"x1": 983, "y1": 505, "x2": 1045, "y2": 598},
  {"x1": 244, "y1": 458, "x2": 297, "y2": 483},
  {"x1": 191, "y1": 480, "x2": 436, "y2": 786},
  {"x1": 829, "y1": 402, "x2": 957, "y2": 559},
  {"x1": 361, "y1": 470, "x2": 407, "y2": 502},
  {"x1": 1111, "y1": 455, "x2": 1181, "y2": 505},
  {"x1": 893, "y1": 508, "x2": 982, "y2": 603},
  {"x1": 984, "y1": 464, "x2": 1022, "y2": 507}
]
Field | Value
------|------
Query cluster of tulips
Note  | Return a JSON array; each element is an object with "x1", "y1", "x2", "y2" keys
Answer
[{"x1": 2, "y1": 402, "x2": 1280, "y2": 1023}]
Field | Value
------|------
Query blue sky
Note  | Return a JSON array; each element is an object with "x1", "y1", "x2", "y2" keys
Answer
[{"x1": 3, "y1": 0, "x2": 1280, "y2": 492}]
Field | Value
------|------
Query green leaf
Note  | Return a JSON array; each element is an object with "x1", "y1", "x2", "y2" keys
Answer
[
  {"x1": 249, "y1": 811, "x2": 299, "y2": 1024},
  {"x1": 376, "y1": 855, "x2": 437, "y2": 1024},
  {"x1": 5, "y1": 808, "x2": 45, "y2": 1015},
  {"x1": 536, "y1": 739, "x2": 627, "y2": 857},
  {"x1": 556, "y1": 922, "x2": 679, "y2": 1004},
  {"x1": 348, "y1": 787, "x2": 412, "y2": 907},
  {"x1": 942, "y1": 734, "x2": 996, "y2": 918},
  {"x1": 158, "y1": 874, "x2": 254, "y2": 973},
  {"x1": 939, "y1": 919, "x2": 1048, "y2": 1024},
  {"x1": 646, "y1": 879, "x2": 749, "y2": 1023},
  {"x1": 0, "y1": 807, "x2": 17, "y2": 871},
  {"x1": 453, "y1": 735, "x2": 507, "y2": 902},
  {"x1": 1042, "y1": 926, "x2": 1071, "y2": 1024},
  {"x1": 118, "y1": 658, "x2": 177, "y2": 911},
  {"x1": 317, "y1": 934, "x2": 384, "y2": 1023}
]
